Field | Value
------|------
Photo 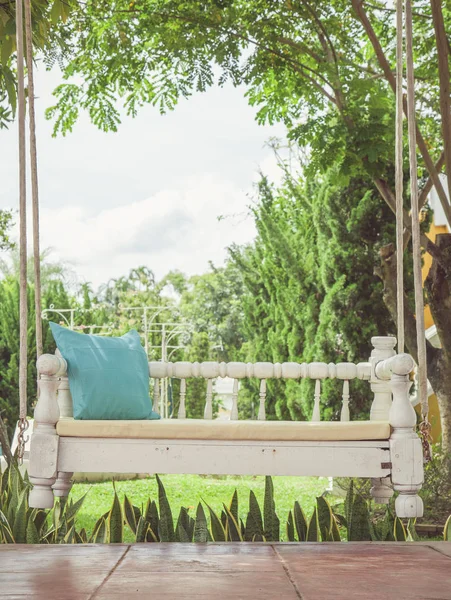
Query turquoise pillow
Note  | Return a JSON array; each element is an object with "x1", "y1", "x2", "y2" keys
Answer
[{"x1": 49, "y1": 322, "x2": 160, "y2": 421}]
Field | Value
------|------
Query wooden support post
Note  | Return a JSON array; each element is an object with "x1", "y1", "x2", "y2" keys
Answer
[
  {"x1": 29, "y1": 353, "x2": 66, "y2": 509},
  {"x1": 370, "y1": 336, "x2": 396, "y2": 421},
  {"x1": 52, "y1": 471, "x2": 73, "y2": 498}
]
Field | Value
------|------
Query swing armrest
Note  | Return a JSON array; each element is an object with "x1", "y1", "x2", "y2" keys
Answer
[{"x1": 37, "y1": 353, "x2": 67, "y2": 378}]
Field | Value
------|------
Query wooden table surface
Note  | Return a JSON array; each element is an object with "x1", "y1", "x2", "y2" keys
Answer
[{"x1": 1, "y1": 542, "x2": 450, "y2": 599}]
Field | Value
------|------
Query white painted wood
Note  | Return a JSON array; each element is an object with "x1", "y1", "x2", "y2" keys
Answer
[
  {"x1": 149, "y1": 360, "x2": 373, "y2": 382},
  {"x1": 52, "y1": 471, "x2": 73, "y2": 498},
  {"x1": 230, "y1": 379, "x2": 239, "y2": 420},
  {"x1": 204, "y1": 379, "x2": 213, "y2": 420},
  {"x1": 311, "y1": 379, "x2": 321, "y2": 421},
  {"x1": 153, "y1": 379, "x2": 160, "y2": 415},
  {"x1": 340, "y1": 380, "x2": 350, "y2": 422},
  {"x1": 370, "y1": 476, "x2": 394, "y2": 504},
  {"x1": 58, "y1": 437, "x2": 392, "y2": 478},
  {"x1": 29, "y1": 354, "x2": 63, "y2": 509},
  {"x1": 258, "y1": 379, "x2": 267, "y2": 421},
  {"x1": 370, "y1": 336, "x2": 396, "y2": 421},
  {"x1": 178, "y1": 379, "x2": 186, "y2": 419},
  {"x1": 57, "y1": 376, "x2": 73, "y2": 418}
]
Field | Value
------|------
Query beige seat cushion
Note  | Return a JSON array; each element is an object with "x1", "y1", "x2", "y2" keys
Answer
[{"x1": 56, "y1": 418, "x2": 391, "y2": 442}]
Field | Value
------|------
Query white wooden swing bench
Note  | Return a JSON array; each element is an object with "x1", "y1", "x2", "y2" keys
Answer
[{"x1": 28, "y1": 335, "x2": 424, "y2": 519}]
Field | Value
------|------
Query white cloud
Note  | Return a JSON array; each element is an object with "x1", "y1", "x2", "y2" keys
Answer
[{"x1": 37, "y1": 174, "x2": 256, "y2": 287}]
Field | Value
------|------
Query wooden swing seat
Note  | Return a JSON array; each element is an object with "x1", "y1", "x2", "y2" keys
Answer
[
  {"x1": 28, "y1": 336, "x2": 425, "y2": 519},
  {"x1": 55, "y1": 417, "x2": 391, "y2": 441}
]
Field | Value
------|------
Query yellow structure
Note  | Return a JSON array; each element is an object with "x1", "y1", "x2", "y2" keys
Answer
[{"x1": 417, "y1": 176, "x2": 450, "y2": 442}]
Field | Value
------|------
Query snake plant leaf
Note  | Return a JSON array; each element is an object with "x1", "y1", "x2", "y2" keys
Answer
[
  {"x1": 406, "y1": 518, "x2": 419, "y2": 541},
  {"x1": 394, "y1": 517, "x2": 407, "y2": 542},
  {"x1": 12, "y1": 490, "x2": 27, "y2": 543},
  {"x1": 205, "y1": 502, "x2": 226, "y2": 542},
  {"x1": 135, "y1": 516, "x2": 149, "y2": 543},
  {"x1": 249, "y1": 490, "x2": 264, "y2": 535},
  {"x1": 193, "y1": 502, "x2": 208, "y2": 543},
  {"x1": 65, "y1": 492, "x2": 88, "y2": 523},
  {"x1": 64, "y1": 524, "x2": 76, "y2": 544},
  {"x1": 293, "y1": 501, "x2": 308, "y2": 542},
  {"x1": 331, "y1": 514, "x2": 341, "y2": 542},
  {"x1": 109, "y1": 488, "x2": 123, "y2": 543},
  {"x1": 93, "y1": 517, "x2": 108, "y2": 544},
  {"x1": 156, "y1": 475, "x2": 174, "y2": 542},
  {"x1": 74, "y1": 531, "x2": 84, "y2": 544},
  {"x1": 220, "y1": 509, "x2": 227, "y2": 529},
  {"x1": 444, "y1": 514, "x2": 451, "y2": 541},
  {"x1": 124, "y1": 494, "x2": 137, "y2": 534},
  {"x1": 26, "y1": 517, "x2": 40, "y2": 544},
  {"x1": 307, "y1": 507, "x2": 320, "y2": 542},
  {"x1": 176, "y1": 507, "x2": 193, "y2": 542},
  {"x1": 264, "y1": 476, "x2": 279, "y2": 541},
  {"x1": 222, "y1": 503, "x2": 243, "y2": 541},
  {"x1": 79, "y1": 528, "x2": 88, "y2": 543},
  {"x1": 0, "y1": 510, "x2": 15, "y2": 543},
  {"x1": 317, "y1": 496, "x2": 334, "y2": 542},
  {"x1": 348, "y1": 493, "x2": 371, "y2": 541},
  {"x1": 286, "y1": 510, "x2": 295, "y2": 542},
  {"x1": 176, "y1": 521, "x2": 191, "y2": 543},
  {"x1": 229, "y1": 490, "x2": 238, "y2": 523},
  {"x1": 144, "y1": 500, "x2": 160, "y2": 542},
  {"x1": 344, "y1": 480, "x2": 354, "y2": 537},
  {"x1": 146, "y1": 526, "x2": 159, "y2": 543},
  {"x1": 240, "y1": 518, "x2": 245, "y2": 539}
]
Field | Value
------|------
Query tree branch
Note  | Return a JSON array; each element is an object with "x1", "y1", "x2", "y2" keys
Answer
[
  {"x1": 351, "y1": 0, "x2": 451, "y2": 227},
  {"x1": 430, "y1": 0, "x2": 451, "y2": 203}
]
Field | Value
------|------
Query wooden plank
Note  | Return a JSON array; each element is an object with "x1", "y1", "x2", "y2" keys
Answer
[{"x1": 58, "y1": 438, "x2": 391, "y2": 478}]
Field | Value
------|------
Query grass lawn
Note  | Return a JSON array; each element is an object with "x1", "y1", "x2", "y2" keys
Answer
[{"x1": 71, "y1": 474, "x2": 332, "y2": 541}]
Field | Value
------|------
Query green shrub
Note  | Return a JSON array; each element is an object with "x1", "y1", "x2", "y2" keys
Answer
[{"x1": 1, "y1": 462, "x2": 450, "y2": 544}]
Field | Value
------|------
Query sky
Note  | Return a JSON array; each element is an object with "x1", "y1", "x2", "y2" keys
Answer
[{"x1": 0, "y1": 67, "x2": 286, "y2": 289}]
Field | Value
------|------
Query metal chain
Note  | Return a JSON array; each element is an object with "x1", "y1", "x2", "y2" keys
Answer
[{"x1": 16, "y1": 417, "x2": 30, "y2": 464}]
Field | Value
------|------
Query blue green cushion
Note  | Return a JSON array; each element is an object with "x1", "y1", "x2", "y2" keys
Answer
[{"x1": 49, "y1": 322, "x2": 159, "y2": 421}]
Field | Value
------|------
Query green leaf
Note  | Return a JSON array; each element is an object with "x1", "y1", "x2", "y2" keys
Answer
[
  {"x1": 12, "y1": 491, "x2": 27, "y2": 543},
  {"x1": 26, "y1": 518, "x2": 40, "y2": 544},
  {"x1": 156, "y1": 475, "x2": 174, "y2": 542},
  {"x1": 293, "y1": 501, "x2": 308, "y2": 542},
  {"x1": 286, "y1": 510, "x2": 295, "y2": 542},
  {"x1": 135, "y1": 516, "x2": 149, "y2": 543},
  {"x1": 316, "y1": 496, "x2": 333, "y2": 542},
  {"x1": 65, "y1": 492, "x2": 88, "y2": 523},
  {"x1": 93, "y1": 518, "x2": 107, "y2": 544},
  {"x1": 307, "y1": 507, "x2": 319, "y2": 542},
  {"x1": 144, "y1": 500, "x2": 160, "y2": 542},
  {"x1": 229, "y1": 489, "x2": 238, "y2": 523},
  {"x1": 444, "y1": 514, "x2": 451, "y2": 541},
  {"x1": 108, "y1": 488, "x2": 123, "y2": 544},
  {"x1": 222, "y1": 503, "x2": 243, "y2": 542},
  {"x1": 348, "y1": 494, "x2": 371, "y2": 541},
  {"x1": 394, "y1": 518, "x2": 407, "y2": 542},
  {"x1": 193, "y1": 503, "x2": 208, "y2": 543},
  {"x1": 205, "y1": 502, "x2": 226, "y2": 542},
  {"x1": 123, "y1": 494, "x2": 137, "y2": 534},
  {"x1": 264, "y1": 476, "x2": 279, "y2": 542}
]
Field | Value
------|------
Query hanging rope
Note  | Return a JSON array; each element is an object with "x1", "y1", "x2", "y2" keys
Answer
[
  {"x1": 24, "y1": 0, "x2": 43, "y2": 360},
  {"x1": 15, "y1": 0, "x2": 29, "y2": 464},
  {"x1": 395, "y1": 0, "x2": 404, "y2": 355},
  {"x1": 403, "y1": 0, "x2": 432, "y2": 461}
]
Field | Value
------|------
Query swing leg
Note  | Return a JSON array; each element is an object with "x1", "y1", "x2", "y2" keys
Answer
[
  {"x1": 391, "y1": 436, "x2": 424, "y2": 518},
  {"x1": 53, "y1": 472, "x2": 73, "y2": 498},
  {"x1": 29, "y1": 476, "x2": 56, "y2": 509},
  {"x1": 370, "y1": 476, "x2": 393, "y2": 504}
]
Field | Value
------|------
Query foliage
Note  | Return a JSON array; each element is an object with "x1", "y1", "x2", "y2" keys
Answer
[
  {"x1": 231, "y1": 167, "x2": 396, "y2": 420},
  {"x1": 421, "y1": 443, "x2": 451, "y2": 524},
  {"x1": 3, "y1": 467, "x2": 448, "y2": 544},
  {"x1": 0, "y1": 0, "x2": 78, "y2": 129},
  {"x1": 0, "y1": 461, "x2": 87, "y2": 543}
]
